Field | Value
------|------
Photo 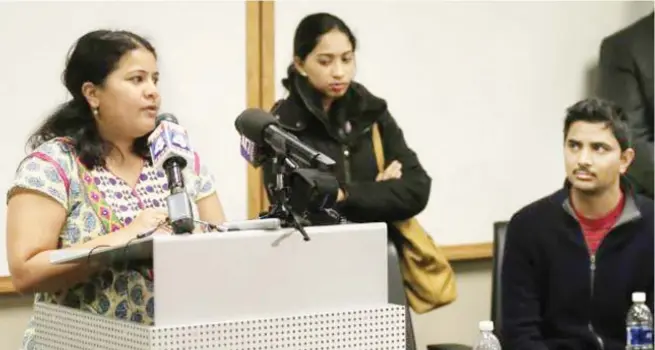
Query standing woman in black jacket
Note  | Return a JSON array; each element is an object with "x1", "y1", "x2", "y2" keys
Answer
[
  {"x1": 263, "y1": 14, "x2": 432, "y2": 348},
  {"x1": 264, "y1": 12, "x2": 432, "y2": 243}
]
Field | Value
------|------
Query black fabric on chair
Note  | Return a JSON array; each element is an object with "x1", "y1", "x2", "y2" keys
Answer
[
  {"x1": 387, "y1": 241, "x2": 417, "y2": 350},
  {"x1": 491, "y1": 221, "x2": 508, "y2": 342},
  {"x1": 427, "y1": 344, "x2": 475, "y2": 350}
]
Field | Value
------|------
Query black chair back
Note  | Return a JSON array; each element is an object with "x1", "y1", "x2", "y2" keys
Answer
[{"x1": 491, "y1": 221, "x2": 509, "y2": 338}]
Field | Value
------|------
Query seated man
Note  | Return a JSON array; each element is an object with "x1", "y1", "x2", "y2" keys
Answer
[{"x1": 501, "y1": 98, "x2": 654, "y2": 350}]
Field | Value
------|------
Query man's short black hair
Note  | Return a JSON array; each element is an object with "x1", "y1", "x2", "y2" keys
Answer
[{"x1": 564, "y1": 97, "x2": 632, "y2": 151}]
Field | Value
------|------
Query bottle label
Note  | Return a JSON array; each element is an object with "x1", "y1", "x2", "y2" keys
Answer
[
  {"x1": 644, "y1": 328, "x2": 654, "y2": 344},
  {"x1": 627, "y1": 326, "x2": 654, "y2": 345}
]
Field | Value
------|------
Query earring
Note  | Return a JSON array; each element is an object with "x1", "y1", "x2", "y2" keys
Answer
[
  {"x1": 299, "y1": 71, "x2": 307, "y2": 77},
  {"x1": 92, "y1": 107, "x2": 99, "y2": 117}
]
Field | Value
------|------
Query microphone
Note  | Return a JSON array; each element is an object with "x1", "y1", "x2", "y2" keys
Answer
[
  {"x1": 147, "y1": 113, "x2": 195, "y2": 234},
  {"x1": 148, "y1": 113, "x2": 195, "y2": 172},
  {"x1": 234, "y1": 108, "x2": 336, "y2": 170}
]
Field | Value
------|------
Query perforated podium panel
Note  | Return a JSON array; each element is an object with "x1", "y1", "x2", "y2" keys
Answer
[{"x1": 34, "y1": 302, "x2": 406, "y2": 350}]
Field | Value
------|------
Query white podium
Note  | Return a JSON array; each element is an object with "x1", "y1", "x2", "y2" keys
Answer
[{"x1": 35, "y1": 222, "x2": 406, "y2": 349}]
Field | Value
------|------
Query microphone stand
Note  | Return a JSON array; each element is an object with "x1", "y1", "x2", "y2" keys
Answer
[{"x1": 259, "y1": 155, "x2": 311, "y2": 241}]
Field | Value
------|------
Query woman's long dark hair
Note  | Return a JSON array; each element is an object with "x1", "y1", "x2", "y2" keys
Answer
[{"x1": 29, "y1": 30, "x2": 156, "y2": 169}]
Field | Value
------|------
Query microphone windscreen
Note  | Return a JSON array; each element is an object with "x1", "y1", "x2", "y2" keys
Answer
[
  {"x1": 235, "y1": 108, "x2": 277, "y2": 144},
  {"x1": 156, "y1": 113, "x2": 178, "y2": 126}
]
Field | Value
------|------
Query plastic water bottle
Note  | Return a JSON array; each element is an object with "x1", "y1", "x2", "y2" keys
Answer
[
  {"x1": 473, "y1": 320, "x2": 502, "y2": 350},
  {"x1": 626, "y1": 292, "x2": 654, "y2": 350}
]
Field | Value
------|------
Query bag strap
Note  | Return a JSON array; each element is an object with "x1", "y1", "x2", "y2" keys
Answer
[{"x1": 371, "y1": 123, "x2": 385, "y2": 173}]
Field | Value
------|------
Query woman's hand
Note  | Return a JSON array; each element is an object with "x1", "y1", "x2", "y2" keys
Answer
[
  {"x1": 337, "y1": 160, "x2": 403, "y2": 203},
  {"x1": 109, "y1": 208, "x2": 170, "y2": 245},
  {"x1": 128, "y1": 208, "x2": 169, "y2": 234},
  {"x1": 376, "y1": 160, "x2": 402, "y2": 182}
]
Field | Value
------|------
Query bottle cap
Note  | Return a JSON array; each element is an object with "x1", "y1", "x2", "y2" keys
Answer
[
  {"x1": 479, "y1": 320, "x2": 494, "y2": 332},
  {"x1": 633, "y1": 292, "x2": 646, "y2": 302}
]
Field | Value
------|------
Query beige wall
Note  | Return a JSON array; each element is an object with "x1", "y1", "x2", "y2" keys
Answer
[
  {"x1": 0, "y1": 292, "x2": 33, "y2": 350},
  {"x1": 0, "y1": 260, "x2": 493, "y2": 349}
]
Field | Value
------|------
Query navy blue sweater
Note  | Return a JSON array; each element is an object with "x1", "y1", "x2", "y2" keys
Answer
[{"x1": 501, "y1": 187, "x2": 654, "y2": 350}]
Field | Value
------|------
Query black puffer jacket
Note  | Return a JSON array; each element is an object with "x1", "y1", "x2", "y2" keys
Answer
[{"x1": 263, "y1": 73, "x2": 431, "y2": 241}]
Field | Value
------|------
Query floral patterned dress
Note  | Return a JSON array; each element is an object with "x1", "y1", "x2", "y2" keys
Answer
[{"x1": 9, "y1": 139, "x2": 216, "y2": 350}]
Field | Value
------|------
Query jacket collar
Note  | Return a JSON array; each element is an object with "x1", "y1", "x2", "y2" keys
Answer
[
  {"x1": 556, "y1": 177, "x2": 642, "y2": 228},
  {"x1": 272, "y1": 73, "x2": 387, "y2": 142}
]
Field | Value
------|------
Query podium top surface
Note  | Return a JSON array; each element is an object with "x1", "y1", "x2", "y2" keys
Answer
[
  {"x1": 49, "y1": 235, "x2": 154, "y2": 265},
  {"x1": 49, "y1": 218, "x2": 283, "y2": 265}
]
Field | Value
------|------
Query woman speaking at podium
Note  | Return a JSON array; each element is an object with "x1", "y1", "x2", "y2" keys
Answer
[
  {"x1": 264, "y1": 12, "x2": 431, "y2": 243},
  {"x1": 6, "y1": 30, "x2": 225, "y2": 349}
]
